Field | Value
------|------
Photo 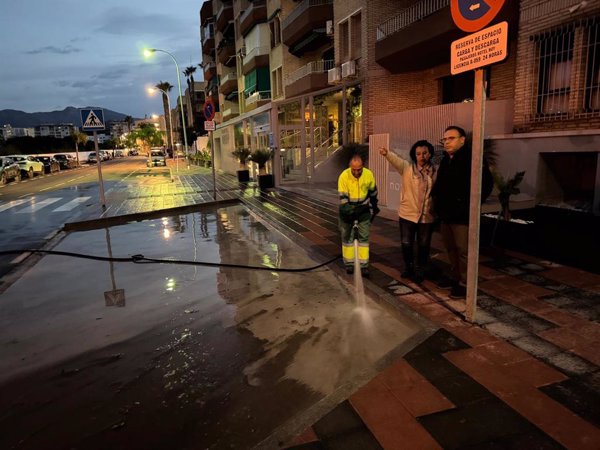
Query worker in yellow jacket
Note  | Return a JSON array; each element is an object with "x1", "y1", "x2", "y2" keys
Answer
[{"x1": 338, "y1": 154, "x2": 379, "y2": 277}]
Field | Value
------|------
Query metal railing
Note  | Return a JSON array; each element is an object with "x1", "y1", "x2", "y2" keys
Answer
[
  {"x1": 376, "y1": 0, "x2": 448, "y2": 41},
  {"x1": 282, "y1": 0, "x2": 333, "y2": 30},
  {"x1": 284, "y1": 59, "x2": 335, "y2": 86},
  {"x1": 526, "y1": 18, "x2": 600, "y2": 123}
]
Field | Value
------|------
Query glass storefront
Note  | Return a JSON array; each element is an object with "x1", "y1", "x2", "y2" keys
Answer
[{"x1": 277, "y1": 83, "x2": 362, "y2": 184}]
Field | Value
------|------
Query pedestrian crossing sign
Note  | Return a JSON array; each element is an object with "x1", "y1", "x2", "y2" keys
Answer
[{"x1": 80, "y1": 108, "x2": 105, "y2": 131}]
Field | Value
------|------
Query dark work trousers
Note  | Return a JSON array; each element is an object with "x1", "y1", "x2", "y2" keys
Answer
[
  {"x1": 440, "y1": 222, "x2": 469, "y2": 284},
  {"x1": 399, "y1": 217, "x2": 434, "y2": 274}
]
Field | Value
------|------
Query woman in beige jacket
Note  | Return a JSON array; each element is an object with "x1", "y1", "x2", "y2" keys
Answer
[{"x1": 379, "y1": 140, "x2": 437, "y2": 282}]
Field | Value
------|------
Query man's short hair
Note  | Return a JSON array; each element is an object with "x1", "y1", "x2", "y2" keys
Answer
[{"x1": 444, "y1": 125, "x2": 466, "y2": 137}]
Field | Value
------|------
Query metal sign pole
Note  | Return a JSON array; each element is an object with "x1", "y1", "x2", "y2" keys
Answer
[
  {"x1": 94, "y1": 131, "x2": 106, "y2": 209},
  {"x1": 465, "y1": 68, "x2": 486, "y2": 322},
  {"x1": 211, "y1": 130, "x2": 217, "y2": 200}
]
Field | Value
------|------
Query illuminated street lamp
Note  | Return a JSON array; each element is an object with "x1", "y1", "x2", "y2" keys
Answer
[
  {"x1": 144, "y1": 48, "x2": 189, "y2": 167},
  {"x1": 147, "y1": 87, "x2": 175, "y2": 153}
]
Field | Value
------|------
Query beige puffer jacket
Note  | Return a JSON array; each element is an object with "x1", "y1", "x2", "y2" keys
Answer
[{"x1": 384, "y1": 151, "x2": 437, "y2": 224}]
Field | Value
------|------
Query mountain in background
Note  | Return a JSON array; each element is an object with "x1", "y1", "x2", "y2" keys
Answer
[{"x1": 0, "y1": 107, "x2": 135, "y2": 128}]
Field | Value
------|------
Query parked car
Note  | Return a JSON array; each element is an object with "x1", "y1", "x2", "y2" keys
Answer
[
  {"x1": 115, "y1": 150, "x2": 125, "y2": 157},
  {"x1": 53, "y1": 154, "x2": 76, "y2": 170},
  {"x1": 87, "y1": 152, "x2": 98, "y2": 163},
  {"x1": 35, "y1": 156, "x2": 61, "y2": 174},
  {"x1": 129, "y1": 149, "x2": 139, "y2": 156},
  {"x1": 99, "y1": 150, "x2": 111, "y2": 161},
  {"x1": 7, "y1": 155, "x2": 44, "y2": 178},
  {"x1": 147, "y1": 150, "x2": 167, "y2": 167},
  {"x1": 0, "y1": 156, "x2": 21, "y2": 185}
]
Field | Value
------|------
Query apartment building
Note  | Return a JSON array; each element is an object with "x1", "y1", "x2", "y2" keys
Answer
[
  {"x1": 199, "y1": 0, "x2": 600, "y2": 215},
  {"x1": 1, "y1": 125, "x2": 35, "y2": 139},
  {"x1": 34, "y1": 123, "x2": 78, "y2": 139}
]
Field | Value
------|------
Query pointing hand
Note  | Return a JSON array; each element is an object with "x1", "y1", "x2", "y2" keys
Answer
[{"x1": 379, "y1": 147, "x2": 388, "y2": 156}]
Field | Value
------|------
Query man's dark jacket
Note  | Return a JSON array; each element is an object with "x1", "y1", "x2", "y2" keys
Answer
[{"x1": 433, "y1": 145, "x2": 493, "y2": 225}]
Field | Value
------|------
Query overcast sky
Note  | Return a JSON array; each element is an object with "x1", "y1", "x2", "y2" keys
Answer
[{"x1": 0, "y1": 0, "x2": 205, "y2": 118}]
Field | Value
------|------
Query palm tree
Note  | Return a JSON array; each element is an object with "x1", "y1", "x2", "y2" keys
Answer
[
  {"x1": 155, "y1": 81, "x2": 174, "y2": 152},
  {"x1": 71, "y1": 130, "x2": 88, "y2": 166},
  {"x1": 183, "y1": 66, "x2": 197, "y2": 129},
  {"x1": 123, "y1": 115, "x2": 134, "y2": 133}
]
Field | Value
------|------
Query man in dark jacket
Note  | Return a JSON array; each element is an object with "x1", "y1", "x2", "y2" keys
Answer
[{"x1": 433, "y1": 125, "x2": 493, "y2": 298}]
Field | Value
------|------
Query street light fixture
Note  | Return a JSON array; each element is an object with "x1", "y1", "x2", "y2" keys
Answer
[{"x1": 144, "y1": 48, "x2": 189, "y2": 167}]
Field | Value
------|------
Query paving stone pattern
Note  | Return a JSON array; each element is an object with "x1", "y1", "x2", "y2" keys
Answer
[{"x1": 93, "y1": 166, "x2": 600, "y2": 449}]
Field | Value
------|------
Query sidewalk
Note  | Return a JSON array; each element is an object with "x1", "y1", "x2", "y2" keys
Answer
[{"x1": 73, "y1": 161, "x2": 600, "y2": 449}]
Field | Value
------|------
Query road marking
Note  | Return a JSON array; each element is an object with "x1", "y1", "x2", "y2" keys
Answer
[
  {"x1": 52, "y1": 196, "x2": 91, "y2": 212},
  {"x1": 16, "y1": 197, "x2": 61, "y2": 213},
  {"x1": 0, "y1": 199, "x2": 29, "y2": 212}
]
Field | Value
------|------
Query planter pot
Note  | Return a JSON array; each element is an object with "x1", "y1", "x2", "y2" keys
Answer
[
  {"x1": 237, "y1": 169, "x2": 250, "y2": 183},
  {"x1": 258, "y1": 174, "x2": 274, "y2": 190}
]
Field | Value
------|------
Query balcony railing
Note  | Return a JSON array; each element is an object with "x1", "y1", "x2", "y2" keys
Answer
[
  {"x1": 220, "y1": 71, "x2": 237, "y2": 85},
  {"x1": 376, "y1": 0, "x2": 448, "y2": 41},
  {"x1": 284, "y1": 59, "x2": 335, "y2": 86},
  {"x1": 240, "y1": 0, "x2": 266, "y2": 25},
  {"x1": 282, "y1": 0, "x2": 333, "y2": 30},
  {"x1": 243, "y1": 45, "x2": 270, "y2": 62},
  {"x1": 245, "y1": 90, "x2": 271, "y2": 105}
]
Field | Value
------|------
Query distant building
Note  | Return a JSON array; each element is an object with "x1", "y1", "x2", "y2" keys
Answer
[
  {"x1": 35, "y1": 123, "x2": 77, "y2": 139},
  {"x1": 1, "y1": 124, "x2": 35, "y2": 139}
]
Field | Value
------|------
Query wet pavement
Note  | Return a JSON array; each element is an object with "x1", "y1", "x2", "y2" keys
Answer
[
  {"x1": 1, "y1": 159, "x2": 599, "y2": 449},
  {"x1": 0, "y1": 202, "x2": 431, "y2": 450}
]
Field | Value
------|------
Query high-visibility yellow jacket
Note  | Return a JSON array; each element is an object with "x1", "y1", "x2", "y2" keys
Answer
[{"x1": 338, "y1": 167, "x2": 378, "y2": 206}]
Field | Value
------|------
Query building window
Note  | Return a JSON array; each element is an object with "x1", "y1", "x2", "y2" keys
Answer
[
  {"x1": 350, "y1": 12, "x2": 361, "y2": 60},
  {"x1": 272, "y1": 66, "x2": 283, "y2": 99},
  {"x1": 584, "y1": 21, "x2": 600, "y2": 111},
  {"x1": 339, "y1": 10, "x2": 361, "y2": 63},
  {"x1": 536, "y1": 28, "x2": 574, "y2": 115},
  {"x1": 270, "y1": 16, "x2": 281, "y2": 48},
  {"x1": 340, "y1": 20, "x2": 349, "y2": 61}
]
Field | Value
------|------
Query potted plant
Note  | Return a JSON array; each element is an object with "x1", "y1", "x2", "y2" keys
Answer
[
  {"x1": 250, "y1": 148, "x2": 274, "y2": 189},
  {"x1": 232, "y1": 147, "x2": 251, "y2": 182},
  {"x1": 493, "y1": 170, "x2": 525, "y2": 221}
]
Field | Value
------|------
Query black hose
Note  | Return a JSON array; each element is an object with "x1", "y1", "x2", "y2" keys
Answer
[{"x1": 0, "y1": 249, "x2": 339, "y2": 273}]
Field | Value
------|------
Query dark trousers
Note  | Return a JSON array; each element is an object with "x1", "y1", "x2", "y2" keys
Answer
[
  {"x1": 399, "y1": 218, "x2": 434, "y2": 273},
  {"x1": 440, "y1": 222, "x2": 469, "y2": 284}
]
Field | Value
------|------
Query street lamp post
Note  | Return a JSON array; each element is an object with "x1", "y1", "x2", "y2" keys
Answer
[
  {"x1": 144, "y1": 48, "x2": 190, "y2": 168},
  {"x1": 148, "y1": 87, "x2": 177, "y2": 173}
]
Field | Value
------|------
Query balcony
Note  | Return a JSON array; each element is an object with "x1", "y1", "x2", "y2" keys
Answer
[
  {"x1": 375, "y1": 0, "x2": 518, "y2": 72},
  {"x1": 242, "y1": 45, "x2": 270, "y2": 74},
  {"x1": 202, "y1": 60, "x2": 217, "y2": 81},
  {"x1": 281, "y1": 0, "x2": 333, "y2": 56},
  {"x1": 201, "y1": 23, "x2": 214, "y2": 54},
  {"x1": 244, "y1": 91, "x2": 271, "y2": 111},
  {"x1": 216, "y1": 0, "x2": 233, "y2": 31},
  {"x1": 222, "y1": 104, "x2": 240, "y2": 121},
  {"x1": 220, "y1": 71, "x2": 238, "y2": 96},
  {"x1": 217, "y1": 39, "x2": 236, "y2": 66},
  {"x1": 200, "y1": 0, "x2": 213, "y2": 26},
  {"x1": 240, "y1": 0, "x2": 267, "y2": 37},
  {"x1": 284, "y1": 59, "x2": 334, "y2": 98}
]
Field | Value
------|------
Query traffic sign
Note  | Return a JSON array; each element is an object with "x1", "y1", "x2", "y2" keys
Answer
[
  {"x1": 204, "y1": 120, "x2": 215, "y2": 131},
  {"x1": 451, "y1": 0, "x2": 506, "y2": 32},
  {"x1": 203, "y1": 99, "x2": 216, "y2": 121},
  {"x1": 451, "y1": 21, "x2": 508, "y2": 74},
  {"x1": 80, "y1": 108, "x2": 105, "y2": 131}
]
